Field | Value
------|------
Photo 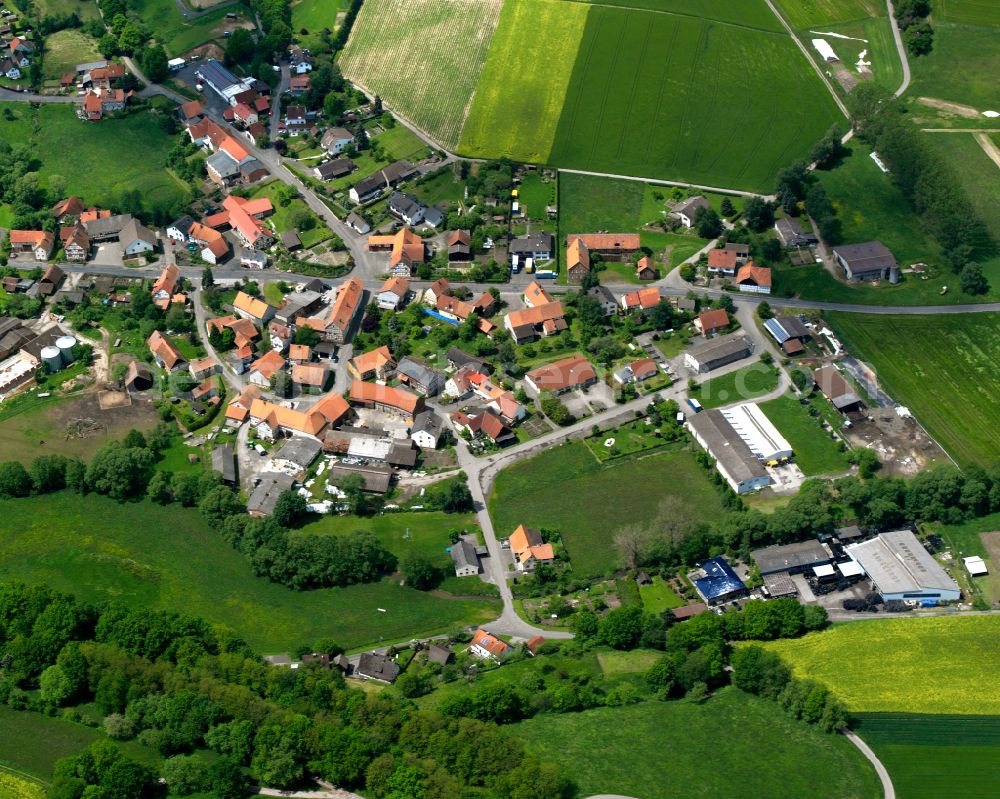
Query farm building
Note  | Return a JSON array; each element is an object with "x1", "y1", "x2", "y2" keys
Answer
[
  {"x1": 813, "y1": 365, "x2": 863, "y2": 413},
  {"x1": 328, "y1": 462, "x2": 393, "y2": 493},
  {"x1": 356, "y1": 652, "x2": 400, "y2": 684},
  {"x1": 196, "y1": 59, "x2": 255, "y2": 103},
  {"x1": 694, "y1": 309, "x2": 730, "y2": 336},
  {"x1": 211, "y1": 444, "x2": 237, "y2": 486},
  {"x1": 763, "y1": 316, "x2": 810, "y2": 350},
  {"x1": 524, "y1": 354, "x2": 597, "y2": 394},
  {"x1": 686, "y1": 409, "x2": 772, "y2": 494},
  {"x1": 832, "y1": 241, "x2": 899, "y2": 283},
  {"x1": 247, "y1": 472, "x2": 296, "y2": 517},
  {"x1": 736, "y1": 263, "x2": 771, "y2": 295},
  {"x1": 752, "y1": 540, "x2": 831, "y2": 576},
  {"x1": 692, "y1": 557, "x2": 747, "y2": 605},
  {"x1": 670, "y1": 196, "x2": 709, "y2": 228},
  {"x1": 683, "y1": 333, "x2": 753, "y2": 374},
  {"x1": 719, "y1": 403, "x2": 792, "y2": 462},
  {"x1": 509, "y1": 231, "x2": 554, "y2": 263},
  {"x1": 847, "y1": 530, "x2": 960, "y2": 603},
  {"x1": 450, "y1": 534, "x2": 485, "y2": 577},
  {"x1": 775, "y1": 217, "x2": 817, "y2": 248}
]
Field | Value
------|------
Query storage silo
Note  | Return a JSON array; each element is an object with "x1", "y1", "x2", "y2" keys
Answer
[
  {"x1": 56, "y1": 335, "x2": 77, "y2": 366},
  {"x1": 41, "y1": 346, "x2": 63, "y2": 373}
]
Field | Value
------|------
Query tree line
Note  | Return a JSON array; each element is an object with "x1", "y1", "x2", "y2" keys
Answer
[{"x1": 0, "y1": 582, "x2": 570, "y2": 799}]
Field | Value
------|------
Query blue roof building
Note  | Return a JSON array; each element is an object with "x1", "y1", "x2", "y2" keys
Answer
[{"x1": 693, "y1": 556, "x2": 747, "y2": 604}]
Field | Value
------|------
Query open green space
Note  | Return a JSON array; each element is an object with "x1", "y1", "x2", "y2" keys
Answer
[
  {"x1": 546, "y1": 4, "x2": 842, "y2": 190},
  {"x1": 759, "y1": 392, "x2": 851, "y2": 475},
  {"x1": 794, "y1": 15, "x2": 901, "y2": 94},
  {"x1": 827, "y1": 312, "x2": 1000, "y2": 465},
  {"x1": 513, "y1": 688, "x2": 880, "y2": 799},
  {"x1": 297, "y1": 511, "x2": 479, "y2": 575},
  {"x1": 852, "y1": 713, "x2": 1000, "y2": 799},
  {"x1": 637, "y1": 575, "x2": 685, "y2": 613},
  {"x1": 936, "y1": 0, "x2": 1000, "y2": 26},
  {"x1": 489, "y1": 441, "x2": 727, "y2": 577},
  {"x1": 926, "y1": 132, "x2": 1000, "y2": 241},
  {"x1": 0, "y1": 104, "x2": 189, "y2": 213},
  {"x1": 688, "y1": 361, "x2": 780, "y2": 409},
  {"x1": 290, "y1": 0, "x2": 340, "y2": 50},
  {"x1": 0, "y1": 493, "x2": 499, "y2": 652},
  {"x1": 905, "y1": 21, "x2": 1000, "y2": 111},
  {"x1": 773, "y1": 0, "x2": 884, "y2": 28},
  {"x1": 129, "y1": 0, "x2": 255, "y2": 56},
  {"x1": 36, "y1": 0, "x2": 100, "y2": 20},
  {"x1": 250, "y1": 180, "x2": 333, "y2": 249},
  {"x1": 0, "y1": 102, "x2": 37, "y2": 143},
  {"x1": 0, "y1": 706, "x2": 158, "y2": 779},
  {"x1": 459, "y1": 0, "x2": 586, "y2": 164},
  {"x1": 340, "y1": 0, "x2": 503, "y2": 147},
  {"x1": 41, "y1": 29, "x2": 101, "y2": 81},
  {"x1": 762, "y1": 615, "x2": 1000, "y2": 714},
  {"x1": 930, "y1": 512, "x2": 1000, "y2": 605}
]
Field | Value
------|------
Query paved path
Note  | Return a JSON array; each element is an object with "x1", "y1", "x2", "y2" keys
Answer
[
  {"x1": 174, "y1": 0, "x2": 239, "y2": 20},
  {"x1": 0, "y1": 87, "x2": 77, "y2": 102},
  {"x1": 886, "y1": 0, "x2": 911, "y2": 98},
  {"x1": 191, "y1": 287, "x2": 244, "y2": 393},
  {"x1": 842, "y1": 729, "x2": 896, "y2": 799},
  {"x1": 558, "y1": 168, "x2": 772, "y2": 199}
]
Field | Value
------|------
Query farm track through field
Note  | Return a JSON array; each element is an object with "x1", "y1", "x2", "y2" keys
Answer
[{"x1": 566, "y1": 0, "x2": 790, "y2": 35}]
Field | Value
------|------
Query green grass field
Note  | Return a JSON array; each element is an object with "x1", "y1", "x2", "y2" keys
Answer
[
  {"x1": 773, "y1": 0, "x2": 884, "y2": 28},
  {"x1": 513, "y1": 688, "x2": 880, "y2": 799},
  {"x1": 545, "y1": 5, "x2": 843, "y2": 190},
  {"x1": 852, "y1": 713, "x2": 1000, "y2": 799},
  {"x1": 688, "y1": 362, "x2": 781, "y2": 409},
  {"x1": 936, "y1": 0, "x2": 1000, "y2": 26},
  {"x1": 827, "y1": 312, "x2": 1000, "y2": 465},
  {"x1": 759, "y1": 392, "x2": 852, "y2": 475},
  {"x1": 250, "y1": 180, "x2": 332, "y2": 248},
  {"x1": 906, "y1": 21, "x2": 1000, "y2": 111},
  {"x1": 762, "y1": 615, "x2": 1000, "y2": 714},
  {"x1": 489, "y1": 442, "x2": 727, "y2": 577},
  {"x1": 0, "y1": 493, "x2": 499, "y2": 652},
  {"x1": 129, "y1": 0, "x2": 254, "y2": 56},
  {"x1": 290, "y1": 0, "x2": 340, "y2": 49},
  {"x1": 0, "y1": 102, "x2": 37, "y2": 143},
  {"x1": 340, "y1": 0, "x2": 504, "y2": 147},
  {"x1": 459, "y1": 0, "x2": 587, "y2": 164},
  {"x1": 41, "y1": 29, "x2": 101, "y2": 81},
  {"x1": 926, "y1": 133, "x2": 1000, "y2": 241},
  {"x1": 37, "y1": 0, "x2": 101, "y2": 20},
  {"x1": 576, "y1": 0, "x2": 784, "y2": 29},
  {"x1": 794, "y1": 15, "x2": 902, "y2": 94},
  {"x1": 638, "y1": 575, "x2": 685, "y2": 613},
  {"x1": 0, "y1": 104, "x2": 189, "y2": 212}
]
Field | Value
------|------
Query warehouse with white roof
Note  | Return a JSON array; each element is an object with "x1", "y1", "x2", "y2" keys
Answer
[
  {"x1": 847, "y1": 530, "x2": 960, "y2": 602},
  {"x1": 720, "y1": 403, "x2": 793, "y2": 462}
]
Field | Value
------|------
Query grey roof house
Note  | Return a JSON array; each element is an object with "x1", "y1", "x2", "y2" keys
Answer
[{"x1": 833, "y1": 241, "x2": 899, "y2": 282}]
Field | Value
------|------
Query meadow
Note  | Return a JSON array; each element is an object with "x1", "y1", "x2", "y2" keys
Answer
[
  {"x1": 129, "y1": 0, "x2": 254, "y2": 56},
  {"x1": 574, "y1": 0, "x2": 783, "y2": 29},
  {"x1": 2, "y1": 104, "x2": 190, "y2": 213},
  {"x1": 489, "y1": 441, "x2": 727, "y2": 576},
  {"x1": 827, "y1": 312, "x2": 1000, "y2": 465},
  {"x1": 688, "y1": 361, "x2": 781, "y2": 409},
  {"x1": 546, "y1": 4, "x2": 843, "y2": 190},
  {"x1": 513, "y1": 688, "x2": 880, "y2": 799},
  {"x1": 773, "y1": 0, "x2": 884, "y2": 28},
  {"x1": 762, "y1": 615, "x2": 1000, "y2": 714},
  {"x1": 905, "y1": 21, "x2": 1000, "y2": 112},
  {"x1": 759, "y1": 392, "x2": 852, "y2": 475},
  {"x1": 36, "y1": 0, "x2": 101, "y2": 20},
  {"x1": 340, "y1": 0, "x2": 503, "y2": 147},
  {"x1": 794, "y1": 15, "x2": 902, "y2": 94},
  {"x1": 41, "y1": 29, "x2": 101, "y2": 81},
  {"x1": 852, "y1": 713, "x2": 1000, "y2": 799},
  {"x1": 0, "y1": 493, "x2": 499, "y2": 652},
  {"x1": 0, "y1": 771, "x2": 44, "y2": 799},
  {"x1": 936, "y1": 0, "x2": 1000, "y2": 26},
  {"x1": 290, "y1": 0, "x2": 340, "y2": 49},
  {"x1": 458, "y1": 0, "x2": 587, "y2": 164},
  {"x1": 250, "y1": 180, "x2": 333, "y2": 248},
  {"x1": 926, "y1": 132, "x2": 1000, "y2": 241}
]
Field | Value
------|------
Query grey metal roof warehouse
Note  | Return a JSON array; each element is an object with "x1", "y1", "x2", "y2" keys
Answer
[
  {"x1": 752, "y1": 540, "x2": 831, "y2": 575},
  {"x1": 684, "y1": 333, "x2": 753, "y2": 372},
  {"x1": 847, "y1": 530, "x2": 960, "y2": 600},
  {"x1": 687, "y1": 408, "x2": 769, "y2": 492},
  {"x1": 273, "y1": 436, "x2": 322, "y2": 470}
]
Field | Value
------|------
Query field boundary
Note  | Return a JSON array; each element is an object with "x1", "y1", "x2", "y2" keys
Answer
[
  {"x1": 562, "y1": 0, "x2": 788, "y2": 35},
  {"x1": 0, "y1": 764, "x2": 47, "y2": 786}
]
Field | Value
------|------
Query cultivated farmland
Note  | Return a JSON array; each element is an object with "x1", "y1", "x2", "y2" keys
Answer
[
  {"x1": 852, "y1": 713, "x2": 1000, "y2": 799},
  {"x1": 546, "y1": 4, "x2": 844, "y2": 190},
  {"x1": 458, "y1": 0, "x2": 587, "y2": 164},
  {"x1": 512, "y1": 688, "x2": 880, "y2": 799},
  {"x1": 576, "y1": 0, "x2": 784, "y2": 29},
  {"x1": 340, "y1": 0, "x2": 503, "y2": 148},
  {"x1": 827, "y1": 312, "x2": 1000, "y2": 465},
  {"x1": 489, "y1": 441, "x2": 727, "y2": 577},
  {"x1": 762, "y1": 616, "x2": 1000, "y2": 714},
  {"x1": 774, "y1": 0, "x2": 884, "y2": 29},
  {"x1": 0, "y1": 493, "x2": 499, "y2": 652}
]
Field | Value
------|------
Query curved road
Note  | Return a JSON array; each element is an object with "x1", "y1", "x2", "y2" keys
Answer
[
  {"x1": 886, "y1": 0, "x2": 912, "y2": 98},
  {"x1": 842, "y1": 729, "x2": 896, "y2": 799}
]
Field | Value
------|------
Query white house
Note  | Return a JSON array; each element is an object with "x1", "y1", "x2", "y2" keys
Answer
[
  {"x1": 410, "y1": 410, "x2": 442, "y2": 449},
  {"x1": 670, "y1": 196, "x2": 710, "y2": 228},
  {"x1": 322, "y1": 127, "x2": 354, "y2": 155}
]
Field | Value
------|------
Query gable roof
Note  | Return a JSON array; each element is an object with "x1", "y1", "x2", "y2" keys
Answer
[
  {"x1": 250, "y1": 349, "x2": 286, "y2": 379},
  {"x1": 291, "y1": 363, "x2": 327, "y2": 386},
  {"x1": 525, "y1": 354, "x2": 596, "y2": 392},
  {"x1": 471, "y1": 629, "x2": 509, "y2": 658},
  {"x1": 350, "y1": 345, "x2": 395, "y2": 376},
  {"x1": 147, "y1": 330, "x2": 184, "y2": 369},
  {"x1": 152, "y1": 264, "x2": 179, "y2": 296},
  {"x1": 523, "y1": 281, "x2": 553, "y2": 307},
  {"x1": 349, "y1": 380, "x2": 422, "y2": 415},
  {"x1": 697, "y1": 308, "x2": 730, "y2": 331},
  {"x1": 566, "y1": 233, "x2": 640, "y2": 251},
  {"x1": 622, "y1": 287, "x2": 661, "y2": 310},
  {"x1": 736, "y1": 262, "x2": 771, "y2": 288},
  {"x1": 233, "y1": 290, "x2": 272, "y2": 320},
  {"x1": 378, "y1": 276, "x2": 409, "y2": 298}
]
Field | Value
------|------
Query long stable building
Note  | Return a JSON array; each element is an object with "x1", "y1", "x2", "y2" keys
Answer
[
  {"x1": 847, "y1": 530, "x2": 960, "y2": 602},
  {"x1": 686, "y1": 408, "x2": 771, "y2": 494},
  {"x1": 719, "y1": 403, "x2": 792, "y2": 463}
]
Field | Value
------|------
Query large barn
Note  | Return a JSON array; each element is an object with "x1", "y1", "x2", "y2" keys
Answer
[{"x1": 847, "y1": 530, "x2": 960, "y2": 603}]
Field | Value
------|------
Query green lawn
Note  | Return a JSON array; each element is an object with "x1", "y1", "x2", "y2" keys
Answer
[
  {"x1": 0, "y1": 102, "x2": 37, "y2": 144},
  {"x1": 516, "y1": 171, "x2": 555, "y2": 220},
  {"x1": 905, "y1": 21, "x2": 1000, "y2": 112},
  {"x1": 759, "y1": 392, "x2": 852, "y2": 475},
  {"x1": 250, "y1": 180, "x2": 333, "y2": 249},
  {"x1": 410, "y1": 168, "x2": 467, "y2": 207},
  {"x1": 340, "y1": 0, "x2": 504, "y2": 147},
  {"x1": 688, "y1": 361, "x2": 780, "y2": 409},
  {"x1": 0, "y1": 493, "x2": 499, "y2": 652},
  {"x1": 290, "y1": 0, "x2": 340, "y2": 49},
  {"x1": 513, "y1": 688, "x2": 880, "y2": 799},
  {"x1": 41, "y1": 29, "x2": 102, "y2": 81},
  {"x1": 827, "y1": 312, "x2": 1000, "y2": 465},
  {"x1": 852, "y1": 713, "x2": 1000, "y2": 799},
  {"x1": 638, "y1": 575, "x2": 684, "y2": 613},
  {"x1": 762, "y1": 615, "x2": 1000, "y2": 714},
  {"x1": 37, "y1": 0, "x2": 101, "y2": 20},
  {"x1": 489, "y1": 441, "x2": 727, "y2": 577},
  {"x1": 296, "y1": 511, "x2": 479, "y2": 575}
]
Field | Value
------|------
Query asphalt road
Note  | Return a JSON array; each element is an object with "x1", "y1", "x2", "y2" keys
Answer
[{"x1": 886, "y1": 0, "x2": 912, "y2": 98}]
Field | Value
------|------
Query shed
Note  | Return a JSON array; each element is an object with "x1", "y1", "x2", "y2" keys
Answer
[
  {"x1": 211, "y1": 443, "x2": 237, "y2": 485},
  {"x1": 280, "y1": 230, "x2": 302, "y2": 250},
  {"x1": 426, "y1": 644, "x2": 453, "y2": 665}
]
